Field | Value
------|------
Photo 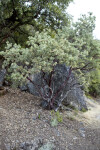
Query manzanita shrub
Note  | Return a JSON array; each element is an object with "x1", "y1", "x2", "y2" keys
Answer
[{"x1": 0, "y1": 23, "x2": 100, "y2": 109}]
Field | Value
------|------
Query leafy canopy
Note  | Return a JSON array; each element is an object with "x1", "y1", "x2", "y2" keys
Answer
[
  {"x1": 88, "y1": 69, "x2": 100, "y2": 97},
  {"x1": 1, "y1": 14, "x2": 100, "y2": 87},
  {"x1": 0, "y1": 0, "x2": 72, "y2": 48}
]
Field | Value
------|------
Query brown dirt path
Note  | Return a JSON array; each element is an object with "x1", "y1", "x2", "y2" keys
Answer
[{"x1": 82, "y1": 97, "x2": 100, "y2": 128}]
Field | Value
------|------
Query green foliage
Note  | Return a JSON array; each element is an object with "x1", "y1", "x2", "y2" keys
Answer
[
  {"x1": 1, "y1": 15, "x2": 100, "y2": 87},
  {"x1": 50, "y1": 110, "x2": 63, "y2": 127},
  {"x1": 0, "y1": 12, "x2": 100, "y2": 101},
  {"x1": 81, "y1": 108, "x2": 87, "y2": 112},
  {"x1": 39, "y1": 142, "x2": 55, "y2": 150},
  {"x1": 74, "y1": 109, "x2": 78, "y2": 116},
  {"x1": 70, "y1": 13, "x2": 100, "y2": 91},
  {"x1": 0, "y1": 29, "x2": 78, "y2": 83},
  {"x1": 75, "y1": 13, "x2": 100, "y2": 97},
  {"x1": 74, "y1": 12, "x2": 96, "y2": 36},
  {"x1": 67, "y1": 116, "x2": 75, "y2": 121},
  {"x1": 86, "y1": 94, "x2": 93, "y2": 99},
  {"x1": 88, "y1": 69, "x2": 100, "y2": 97},
  {"x1": 50, "y1": 117, "x2": 58, "y2": 127},
  {"x1": 38, "y1": 114, "x2": 41, "y2": 119},
  {"x1": 0, "y1": 0, "x2": 72, "y2": 50},
  {"x1": 55, "y1": 111, "x2": 63, "y2": 122}
]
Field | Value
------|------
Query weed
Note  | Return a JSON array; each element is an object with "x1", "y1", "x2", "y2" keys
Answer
[
  {"x1": 67, "y1": 116, "x2": 75, "y2": 121},
  {"x1": 38, "y1": 114, "x2": 41, "y2": 119},
  {"x1": 81, "y1": 108, "x2": 87, "y2": 112},
  {"x1": 50, "y1": 110, "x2": 63, "y2": 127}
]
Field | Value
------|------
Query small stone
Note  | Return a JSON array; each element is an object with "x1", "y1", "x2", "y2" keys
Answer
[
  {"x1": 96, "y1": 115, "x2": 100, "y2": 120},
  {"x1": 44, "y1": 124, "x2": 47, "y2": 128},
  {"x1": 73, "y1": 136, "x2": 78, "y2": 140},
  {"x1": 79, "y1": 128, "x2": 86, "y2": 138},
  {"x1": 33, "y1": 117, "x2": 37, "y2": 120}
]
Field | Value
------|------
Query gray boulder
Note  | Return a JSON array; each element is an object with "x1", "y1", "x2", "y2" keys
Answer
[
  {"x1": 20, "y1": 141, "x2": 55, "y2": 150},
  {"x1": 63, "y1": 87, "x2": 87, "y2": 110},
  {"x1": 0, "y1": 69, "x2": 6, "y2": 87},
  {"x1": 21, "y1": 64, "x2": 87, "y2": 110}
]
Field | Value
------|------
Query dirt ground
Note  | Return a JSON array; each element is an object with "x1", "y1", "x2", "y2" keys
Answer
[{"x1": 0, "y1": 87, "x2": 100, "y2": 150}]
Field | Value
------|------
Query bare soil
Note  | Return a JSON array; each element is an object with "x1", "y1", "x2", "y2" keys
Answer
[{"x1": 0, "y1": 87, "x2": 100, "y2": 150}]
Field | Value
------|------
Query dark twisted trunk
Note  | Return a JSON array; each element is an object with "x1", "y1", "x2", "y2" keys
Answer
[{"x1": 22, "y1": 64, "x2": 87, "y2": 111}]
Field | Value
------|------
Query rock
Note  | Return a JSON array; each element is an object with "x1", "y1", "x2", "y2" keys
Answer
[
  {"x1": 96, "y1": 115, "x2": 100, "y2": 120},
  {"x1": 64, "y1": 87, "x2": 87, "y2": 110},
  {"x1": 20, "y1": 85, "x2": 28, "y2": 91},
  {"x1": 39, "y1": 142, "x2": 55, "y2": 150},
  {"x1": 0, "y1": 69, "x2": 7, "y2": 96},
  {"x1": 21, "y1": 64, "x2": 87, "y2": 110},
  {"x1": 41, "y1": 100, "x2": 49, "y2": 109},
  {"x1": 73, "y1": 136, "x2": 78, "y2": 140},
  {"x1": 0, "y1": 88, "x2": 7, "y2": 96},
  {"x1": 0, "y1": 69, "x2": 6, "y2": 88},
  {"x1": 19, "y1": 140, "x2": 55, "y2": 150},
  {"x1": 79, "y1": 127, "x2": 86, "y2": 138},
  {"x1": 4, "y1": 144, "x2": 11, "y2": 150},
  {"x1": 0, "y1": 58, "x2": 3, "y2": 70},
  {"x1": 20, "y1": 139, "x2": 43, "y2": 150}
]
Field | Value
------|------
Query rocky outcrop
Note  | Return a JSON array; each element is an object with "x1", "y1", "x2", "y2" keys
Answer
[
  {"x1": 21, "y1": 64, "x2": 87, "y2": 110},
  {"x1": 20, "y1": 141, "x2": 55, "y2": 150},
  {"x1": 0, "y1": 58, "x2": 3, "y2": 70},
  {"x1": 0, "y1": 69, "x2": 6, "y2": 88},
  {"x1": 3, "y1": 140, "x2": 55, "y2": 150},
  {"x1": 0, "y1": 69, "x2": 7, "y2": 96}
]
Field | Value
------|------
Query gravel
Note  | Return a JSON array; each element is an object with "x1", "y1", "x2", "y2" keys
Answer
[{"x1": 0, "y1": 87, "x2": 100, "y2": 150}]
